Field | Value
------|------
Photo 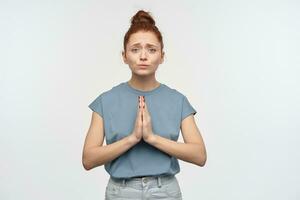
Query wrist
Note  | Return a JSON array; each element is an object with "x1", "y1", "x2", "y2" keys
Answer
[
  {"x1": 128, "y1": 134, "x2": 140, "y2": 145},
  {"x1": 145, "y1": 133, "x2": 156, "y2": 145}
]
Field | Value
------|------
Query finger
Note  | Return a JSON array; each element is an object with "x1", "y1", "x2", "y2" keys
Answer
[
  {"x1": 142, "y1": 101, "x2": 148, "y2": 122},
  {"x1": 139, "y1": 96, "x2": 143, "y2": 122},
  {"x1": 140, "y1": 105, "x2": 143, "y2": 122},
  {"x1": 142, "y1": 96, "x2": 147, "y2": 119},
  {"x1": 142, "y1": 108, "x2": 146, "y2": 123},
  {"x1": 140, "y1": 96, "x2": 144, "y2": 110},
  {"x1": 143, "y1": 97, "x2": 149, "y2": 115},
  {"x1": 142, "y1": 96, "x2": 145, "y2": 109},
  {"x1": 140, "y1": 96, "x2": 142, "y2": 108},
  {"x1": 137, "y1": 96, "x2": 142, "y2": 117},
  {"x1": 136, "y1": 97, "x2": 140, "y2": 125}
]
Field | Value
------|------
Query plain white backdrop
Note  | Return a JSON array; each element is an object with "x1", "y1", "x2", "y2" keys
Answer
[{"x1": 1, "y1": 0, "x2": 299, "y2": 199}]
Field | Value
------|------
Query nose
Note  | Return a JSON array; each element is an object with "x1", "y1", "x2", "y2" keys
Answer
[{"x1": 139, "y1": 49, "x2": 147, "y2": 61}]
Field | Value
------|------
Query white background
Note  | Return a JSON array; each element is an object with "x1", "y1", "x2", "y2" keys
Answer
[{"x1": 1, "y1": 0, "x2": 299, "y2": 199}]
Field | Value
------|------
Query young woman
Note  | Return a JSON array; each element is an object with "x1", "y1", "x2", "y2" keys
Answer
[{"x1": 82, "y1": 10, "x2": 207, "y2": 200}]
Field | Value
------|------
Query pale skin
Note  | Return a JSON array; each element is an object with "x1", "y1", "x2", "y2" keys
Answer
[{"x1": 82, "y1": 31, "x2": 207, "y2": 170}]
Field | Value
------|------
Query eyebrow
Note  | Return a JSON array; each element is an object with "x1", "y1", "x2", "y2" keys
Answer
[{"x1": 130, "y1": 43, "x2": 159, "y2": 48}]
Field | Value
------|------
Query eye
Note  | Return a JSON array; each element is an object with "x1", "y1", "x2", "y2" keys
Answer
[
  {"x1": 131, "y1": 48, "x2": 139, "y2": 53},
  {"x1": 149, "y1": 48, "x2": 157, "y2": 53}
]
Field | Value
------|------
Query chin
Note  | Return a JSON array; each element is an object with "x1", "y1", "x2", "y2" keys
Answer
[{"x1": 134, "y1": 71, "x2": 155, "y2": 76}]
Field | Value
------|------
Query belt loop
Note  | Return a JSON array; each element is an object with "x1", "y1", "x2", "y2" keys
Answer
[
  {"x1": 122, "y1": 179, "x2": 126, "y2": 187},
  {"x1": 157, "y1": 176, "x2": 162, "y2": 188}
]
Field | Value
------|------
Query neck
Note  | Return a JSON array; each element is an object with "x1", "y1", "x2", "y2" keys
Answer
[{"x1": 128, "y1": 74, "x2": 160, "y2": 91}]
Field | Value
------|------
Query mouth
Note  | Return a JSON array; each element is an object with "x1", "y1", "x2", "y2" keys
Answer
[{"x1": 138, "y1": 65, "x2": 149, "y2": 68}]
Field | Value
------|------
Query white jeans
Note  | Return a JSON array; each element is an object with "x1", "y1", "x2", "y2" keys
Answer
[{"x1": 105, "y1": 175, "x2": 182, "y2": 200}]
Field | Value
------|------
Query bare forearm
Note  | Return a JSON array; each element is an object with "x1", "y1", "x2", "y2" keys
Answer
[
  {"x1": 83, "y1": 135, "x2": 138, "y2": 170},
  {"x1": 146, "y1": 134, "x2": 206, "y2": 166}
]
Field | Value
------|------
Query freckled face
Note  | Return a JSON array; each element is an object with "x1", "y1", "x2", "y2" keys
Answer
[{"x1": 122, "y1": 31, "x2": 164, "y2": 76}]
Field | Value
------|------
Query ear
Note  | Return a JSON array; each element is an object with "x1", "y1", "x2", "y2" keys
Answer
[
  {"x1": 122, "y1": 51, "x2": 128, "y2": 64},
  {"x1": 159, "y1": 51, "x2": 165, "y2": 64}
]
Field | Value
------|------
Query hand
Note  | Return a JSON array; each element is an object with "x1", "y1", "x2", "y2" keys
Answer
[
  {"x1": 130, "y1": 96, "x2": 143, "y2": 143},
  {"x1": 141, "y1": 96, "x2": 155, "y2": 143}
]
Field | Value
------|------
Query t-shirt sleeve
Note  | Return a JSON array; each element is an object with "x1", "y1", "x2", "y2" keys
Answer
[
  {"x1": 181, "y1": 95, "x2": 197, "y2": 121},
  {"x1": 88, "y1": 94, "x2": 103, "y2": 117}
]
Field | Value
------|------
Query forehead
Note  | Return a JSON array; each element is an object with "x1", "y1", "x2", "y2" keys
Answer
[{"x1": 127, "y1": 31, "x2": 160, "y2": 47}]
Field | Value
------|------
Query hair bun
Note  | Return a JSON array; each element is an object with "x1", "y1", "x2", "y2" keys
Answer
[{"x1": 131, "y1": 10, "x2": 155, "y2": 26}]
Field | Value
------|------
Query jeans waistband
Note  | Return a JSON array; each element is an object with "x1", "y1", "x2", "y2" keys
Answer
[{"x1": 109, "y1": 174, "x2": 175, "y2": 189}]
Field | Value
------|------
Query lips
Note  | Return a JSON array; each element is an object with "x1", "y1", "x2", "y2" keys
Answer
[{"x1": 138, "y1": 65, "x2": 149, "y2": 69}]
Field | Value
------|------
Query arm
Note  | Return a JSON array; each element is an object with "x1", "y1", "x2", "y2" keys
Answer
[
  {"x1": 145, "y1": 115, "x2": 207, "y2": 166},
  {"x1": 82, "y1": 111, "x2": 139, "y2": 170}
]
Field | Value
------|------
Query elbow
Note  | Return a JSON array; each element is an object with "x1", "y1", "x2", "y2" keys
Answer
[
  {"x1": 196, "y1": 157, "x2": 206, "y2": 167},
  {"x1": 82, "y1": 150, "x2": 105, "y2": 170},
  {"x1": 195, "y1": 152, "x2": 207, "y2": 167},
  {"x1": 198, "y1": 158, "x2": 207, "y2": 167},
  {"x1": 82, "y1": 153, "x2": 94, "y2": 171},
  {"x1": 82, "y1": 158, "x2": 92, "y2": 171}
]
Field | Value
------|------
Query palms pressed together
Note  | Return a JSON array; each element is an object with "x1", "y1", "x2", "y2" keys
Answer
[{"x1": 133, "y1": 96, "x2": 155, "y2": 143}]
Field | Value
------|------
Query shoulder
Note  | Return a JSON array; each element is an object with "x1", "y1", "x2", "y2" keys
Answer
[
  {"x1": 162, "y1": 83, "x2": 186, "y2": 100},
  {"x1": 93, "y1": 82, "x2": 124, "y2": 100}
]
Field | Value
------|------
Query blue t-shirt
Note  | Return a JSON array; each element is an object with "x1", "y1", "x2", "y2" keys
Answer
[{"x1": 88, "y1": 81, "x2": 197, "y2": 178}]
